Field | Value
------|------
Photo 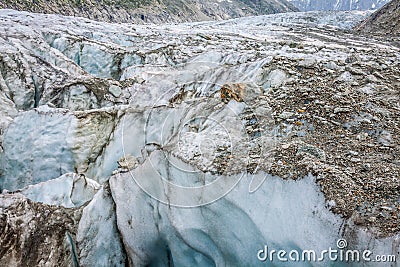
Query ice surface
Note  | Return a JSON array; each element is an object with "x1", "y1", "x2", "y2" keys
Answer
[
  {"x1": 20, "y1": 173, "x2": 100, "y2": 208},
  {"x1": 77, "y1": 186, "x2": 126, "y2": 266},
  {"x1": 110, "y1": 166, "x2": 344, "y2": 266},
  {"x1": 0, "y1": 109, "x2": 77, "y2": 191},
  {"x1": 0, "y1": 9, "x2": 398, "y2": 267}
]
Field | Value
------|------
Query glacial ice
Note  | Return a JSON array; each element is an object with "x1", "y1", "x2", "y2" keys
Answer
[
  {"x1": 110, "y1": 169, "x2": 343, "y2": 266},
  {"x1": 77, "y1": 186, "x2": 126, "y2": 267},
  {"x1": 0, "y1": 9, "x2": 399, "y2": 267},
  {"x1": 20, "y1": 173, "x2": 100, "y2": 208},
  {"x1": 0, "y1": 108, "x2": 77, "y2": 191}
]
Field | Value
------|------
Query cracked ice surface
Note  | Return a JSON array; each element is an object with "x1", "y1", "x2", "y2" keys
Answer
[
  {"x1": 0, "y1": 9, "x2": 399, "y2": 267},
  {"x1": 110, "y1": 171, "x2": 343, "y2": 266}
]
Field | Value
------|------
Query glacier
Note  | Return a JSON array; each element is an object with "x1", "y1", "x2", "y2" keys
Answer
[
  {"x1": 0, "y1": 8, "x2": 399, "y2": 267},
  {"x1": 286, "y1": 0, "x2": 390, "y2": 11}
]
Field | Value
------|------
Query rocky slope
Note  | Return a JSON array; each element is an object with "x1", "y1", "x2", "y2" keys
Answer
[
  {"x1": 0, "y1": 193, "x2": 82, "y2": 267},
  {"x1": 287, "y1": 0, "x2": 390, "y2": 11},
  {"x1": 355, "y1": 0, "x2": 400, "y2": 35},
  {"x1": 0, "y1": 0, "x2": 298, "y2": 23},
  {"x1": 0, "y1": 9, "x2": 399, "y2": 266}
]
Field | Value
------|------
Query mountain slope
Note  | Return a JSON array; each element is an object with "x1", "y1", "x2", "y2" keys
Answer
[
  {"x1": 355, "y1": 0, "x2": 400, "y2": 35},
  {"x1": 287, "y1": 0, "x2": 390, "y2": 11},
  {"x1": 0, "y1": 0, "x2": 299, "y2": 23}
]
